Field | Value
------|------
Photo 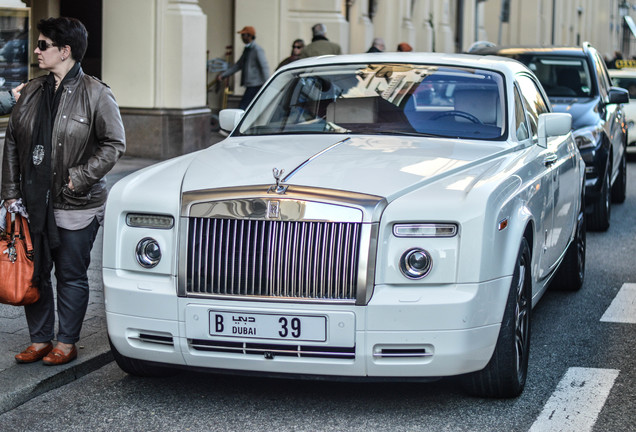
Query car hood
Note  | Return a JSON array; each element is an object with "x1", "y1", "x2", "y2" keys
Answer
[
  {"x1": 549, "y1": 97, "x2": 598, "y2": 130},
  {"x1": 181, "y1": 135, "x2": 509, "y2": 200}
]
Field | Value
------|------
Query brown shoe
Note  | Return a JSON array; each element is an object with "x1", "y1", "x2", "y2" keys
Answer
[
  {"x1": 42, "y1": 345, "x2": 77, "y2": 366},
  {"x1": 15, "y1": 343, "x2": 54, "y2": 363}
]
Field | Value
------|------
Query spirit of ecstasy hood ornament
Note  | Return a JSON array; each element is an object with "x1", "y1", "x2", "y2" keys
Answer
[{"x1": 269, "y1": 168, "x2": 287, "y2": 194}]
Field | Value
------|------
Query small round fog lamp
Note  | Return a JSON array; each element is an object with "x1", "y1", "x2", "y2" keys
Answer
[
  {"x1": 136, "y1": 237, "x2": 161, "y2": 268},
  {"x1": 399, "y1": 248, "x2": 432, "y2": 279}
]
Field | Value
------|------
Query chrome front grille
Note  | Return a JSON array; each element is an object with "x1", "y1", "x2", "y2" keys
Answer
[{"x1": 185, "y1": 218, "x2": 361, "y2": 301}]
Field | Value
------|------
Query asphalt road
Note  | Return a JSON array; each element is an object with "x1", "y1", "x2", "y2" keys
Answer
[{"x1": 0, "y1": 157, "x2": 634, "y2": 432}]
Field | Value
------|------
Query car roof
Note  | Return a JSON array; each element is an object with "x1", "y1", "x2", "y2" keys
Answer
[
  {"x1": 278, "y1": 52, "x2": 532, "y2": 76},
  {"x1": 472, "y1": 45, "x2": 587, "y2": 58}
]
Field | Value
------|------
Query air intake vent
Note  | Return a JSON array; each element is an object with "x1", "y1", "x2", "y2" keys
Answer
[
  {"x1": 373, "y1": 345, "x2": 433, "y2": 359},
  {"x1": 130, "y1": 332, "x2": 174, "y2": 347}
]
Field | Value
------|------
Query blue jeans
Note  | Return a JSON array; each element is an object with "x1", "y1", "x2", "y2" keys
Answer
[{"x1": 25, "y1": 217, "x2": 100, "y2": 344}]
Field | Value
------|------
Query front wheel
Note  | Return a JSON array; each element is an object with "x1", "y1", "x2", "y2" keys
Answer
[
  {"x1": 611, "y1": 152, "x2": 627, "y2": 203},
  {"x1": 588, "y1": 166, "x2": 611, "y2": 231},
  {"x1": 552, "y1": 190, "x2": 586, "y2": 291},
  {"x1": 462, "y1": 238, "x2": 532, "y2": 398}
]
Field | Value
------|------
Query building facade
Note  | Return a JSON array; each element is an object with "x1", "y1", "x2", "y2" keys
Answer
[{"x1": 1, "y1": 0, "x2": 635, "y2": 157}]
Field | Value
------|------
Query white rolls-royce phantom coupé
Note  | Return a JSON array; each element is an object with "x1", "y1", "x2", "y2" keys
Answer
[{"x1": 103, "y1": 53, "x2": 586, "y2": 398}]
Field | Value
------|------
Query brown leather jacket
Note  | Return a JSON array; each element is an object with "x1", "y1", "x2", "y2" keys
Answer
[{"x1": 1, "y1": 68, "x2": 126, "y2": 210}]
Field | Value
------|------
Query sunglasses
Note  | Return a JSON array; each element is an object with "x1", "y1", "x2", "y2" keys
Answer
[
  {"x1": 293, "y1": 45, "x2": 303, "y2": 49},
  {"x1": 36, "y1": 40, "x2": 55, "y2": 51}
]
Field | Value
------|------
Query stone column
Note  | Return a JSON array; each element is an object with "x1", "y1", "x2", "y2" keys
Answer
[
  {"x1": 435, "y1": 0, "x2": 455, "y2": 53},
  {"x1": 399, "y1": 0, "x2": 415, "y2": 50},
  {"x1": 413, "y1": 0, "x2": 434, "y2": 52},
  {"x1": 285, "y1": 0, "x2": 349, "y2": 54},
  {"x1": 103, "y1": 0, "x2": 210, "y2": 159},
  {"x1": 347, "y1": 0, "x2": 374, "y2": 55}
]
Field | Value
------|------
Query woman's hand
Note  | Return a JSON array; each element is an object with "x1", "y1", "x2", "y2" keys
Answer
[
  {"x1": 3, "y1": 199, "x2": 17, "y2": 209},
  {"x1": 11, "y1": 83, "x2": 25, "y2": 102}
]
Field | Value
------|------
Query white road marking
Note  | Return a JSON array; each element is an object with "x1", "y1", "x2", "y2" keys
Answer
[
  {"x1": 528, "y1": 367, "x2": 619, "y2": 432},
  {"x1": 600, "y1": 283, "x2": 636, "y2": 324}
]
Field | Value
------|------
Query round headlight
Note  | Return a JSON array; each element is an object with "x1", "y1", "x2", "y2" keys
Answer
[
  {"x1": 399, "y1": 248, "x2": 432, "y2": 279},
  {"x1": 135, "y1": 237, "x2": 161, "y2": 268}
]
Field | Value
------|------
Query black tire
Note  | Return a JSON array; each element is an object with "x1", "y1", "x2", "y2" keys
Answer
[
  {"x1": 552, "y1": 191, "x2": 586, "y2": 291},
  {"x1": 462, "y1": 238, "x2": 532, "y2": 398},
  {"x1": 588, "y1": 166, "x2": 611, "y2": 231},
  {"x1": 611, "y1": 152, "x2": 627, "y2": 203},
  {"x1": 109, "y1": 337, "x2": 177, "y2": 377}
]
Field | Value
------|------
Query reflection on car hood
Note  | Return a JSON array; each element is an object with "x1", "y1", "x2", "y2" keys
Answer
[
  {"x1": 181, "y1": 135, "x2": 508, "y2": 200},
  {"x1": 549, "y1": 97, "x2": 598, "y2": 130}
]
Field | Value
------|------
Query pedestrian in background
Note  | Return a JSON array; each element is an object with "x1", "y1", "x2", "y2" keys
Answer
[
  {"x1": 397, "y1": 42, "x2": 413, "y2": 52},
  {"x1": 367, "y1": 37, "x2": 385, "y2": 53},
  {"x1": 299, "y1": 23, "x2": 342, "y2": 58},
  {"x1": 2, "y1": 17, "x2": 126, "y2": 366},
  {"x1": 277, "y1": 39, "x2": 304, "y2": 70},
  {"x1": 0, "y1": 83, "x2": 25, "y2": 115},
  {"x1": 217, "y1": 26, "x2": 270, "y2": 110}
]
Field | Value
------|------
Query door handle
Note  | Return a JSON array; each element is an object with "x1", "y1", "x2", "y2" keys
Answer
[{"x1": 544, "y1": 153, "x2": 558, "y2": 166}]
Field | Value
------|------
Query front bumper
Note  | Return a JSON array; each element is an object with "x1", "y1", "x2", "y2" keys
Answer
[{"x1": 104, "y1": 268, "x2": 510, "y2": 378}]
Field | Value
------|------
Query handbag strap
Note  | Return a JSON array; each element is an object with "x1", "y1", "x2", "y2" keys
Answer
[
  {"x1": 13, "y1": 214, "x2": 34, "y2": 253},
  {"x1": 4, "y1": 211, "x2": 11, "y2": 235}
]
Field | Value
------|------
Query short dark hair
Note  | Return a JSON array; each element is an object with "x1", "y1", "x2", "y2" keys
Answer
[{"x1": 37, "y1": 17, "x2": 88, "y2": 62}]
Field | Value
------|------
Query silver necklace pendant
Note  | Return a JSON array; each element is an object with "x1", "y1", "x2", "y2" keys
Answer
[{"x1": 32, "y1": 145, "x2": 44, "y2": 165}]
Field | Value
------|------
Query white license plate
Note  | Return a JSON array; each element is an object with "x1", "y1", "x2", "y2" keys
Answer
[{"x1": 209, "y1": 311, "x2": 327, "y2": 342}]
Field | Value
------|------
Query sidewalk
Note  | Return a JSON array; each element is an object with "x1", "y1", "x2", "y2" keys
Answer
[{"x1": 0, "y1": 155, "x2": 162, "y2": 414}]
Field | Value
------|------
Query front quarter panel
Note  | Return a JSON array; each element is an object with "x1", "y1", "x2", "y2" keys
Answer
[{"x1": 376, "y1": 144, "x2": 545, "y2": 287}]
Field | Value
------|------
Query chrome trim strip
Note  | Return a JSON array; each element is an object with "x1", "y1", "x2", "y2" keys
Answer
[
  {"x1": 182, "y1": 293, "x2": 356, "y2": 305},
  {"x1": 357, "y1": 223, "x2": 378, "y2": 305},
  {"x1": 178, "y1": 217, "x2": 189, "y2": 297},
  {"x1": 189, "y1": 342, "x2": 355, "y2": 358}
]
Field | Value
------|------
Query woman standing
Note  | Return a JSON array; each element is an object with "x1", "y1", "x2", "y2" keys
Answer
[{"x1": 1, "y1": 17, "x2": 125, "y2": 365}]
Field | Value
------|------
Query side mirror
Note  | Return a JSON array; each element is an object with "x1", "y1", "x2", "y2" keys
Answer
[
  {"x1": 219, "y1": 109, "x2": 245, "y2": 133},
  {"x1": 537, "y1": 112, "x2": 572, "y2": 148},
  {"x1": 608, "y1": 86, "x2": 629, "y2": 104}
]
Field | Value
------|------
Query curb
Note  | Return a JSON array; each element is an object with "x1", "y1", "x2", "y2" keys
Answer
[{"x1": 0, "y1": 332, "x2": 112, "y2": 414}]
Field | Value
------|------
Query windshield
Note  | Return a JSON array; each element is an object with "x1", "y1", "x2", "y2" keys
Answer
[
  {"x1": 236, "y1": 63, "x2": 506, "y2": 140},
  {"x1": 515, "y1": 55, "x2": 593, "y2": 98}
]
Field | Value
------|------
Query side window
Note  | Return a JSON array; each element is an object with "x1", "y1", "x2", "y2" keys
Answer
[
  {"x1": 516, "y1": 75, "x2": 550, "y2": 138},
  {"x1": 514, "y1": 86, "x2": 529, "y2": 141}
]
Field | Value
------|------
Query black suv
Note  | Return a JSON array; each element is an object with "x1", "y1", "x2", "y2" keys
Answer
[{"x1": 474, "y1": 43, "x2": 629, "y2": 230}]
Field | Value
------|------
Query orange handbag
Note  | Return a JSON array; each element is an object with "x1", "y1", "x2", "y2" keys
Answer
[{"x1": 0, "y1": 212, "x2": 39, "y2": 305}]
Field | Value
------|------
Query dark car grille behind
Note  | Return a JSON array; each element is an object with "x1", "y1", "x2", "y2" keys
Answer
[{"x1": 186, "y1": 217, "x2": 361, "y2": 301}]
